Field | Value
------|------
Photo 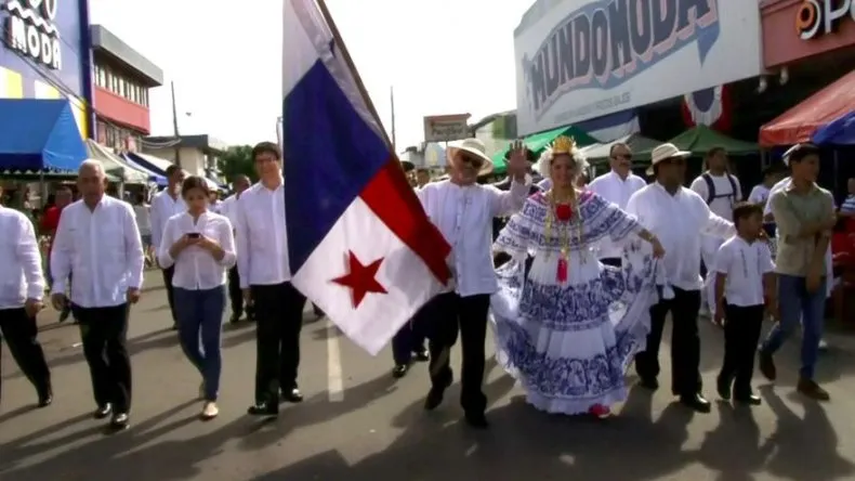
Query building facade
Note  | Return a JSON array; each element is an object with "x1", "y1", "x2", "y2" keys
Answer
[
  {"x1": 0, "y1": 0, "x2": 92, "y2": 137},
  {"x1": 91, "y1": 24, "x2": 163, "y2": 152},
  {"x1": 143, "y1": 134, "x2": 227, "y2": 178},
  {"x1": 761, "y1": 0, "x2": 855, "y2": 68}
]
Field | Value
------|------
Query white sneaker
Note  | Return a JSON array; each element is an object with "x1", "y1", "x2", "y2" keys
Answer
[{"x1": 201, "y1": 402, "x2": 219, "y2": 420}]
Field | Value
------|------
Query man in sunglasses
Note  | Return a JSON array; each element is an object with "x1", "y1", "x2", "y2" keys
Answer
[
  {"x1": 588, "y1": 142, "x2": 646, "y2": 267},
  {"x1": 415, "y1": 137, "x2": 531, "y2": 428}
]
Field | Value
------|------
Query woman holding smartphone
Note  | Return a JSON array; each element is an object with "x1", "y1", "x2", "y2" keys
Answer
[{"x1": 158, "y1": 176, "x2": 236, "y2": 420}]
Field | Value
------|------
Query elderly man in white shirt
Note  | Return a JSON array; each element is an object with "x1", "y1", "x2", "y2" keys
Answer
[
  {"x1": 587, "y1": 142, "x2": 647, "y2": 267},
  {"x1": 626, "y1": 143, "x2": 735, "y2": 413},
  {"x1": 51, "y1": 160, "x2": 144, "y2": 431},
  {"x1": 150, "y1": 165, "x2": 186, "y2": 328},
  {"x1": 236, "y1": 142, "x2": 306, "y2": 417},
  {"x1": 220, "y1": 174, "x2": 253, "y2": 324},
  {"x1": 416, "y1": 138, "x2": 530, "y2": 429},
  {"x1": 0, "y1": 185, "x2": 51, "y2": 408}
]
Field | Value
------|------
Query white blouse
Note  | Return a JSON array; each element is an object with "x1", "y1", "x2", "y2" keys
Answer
[
  {"x1": 587, "y1": 170, "x2": 647, "y2": 259},
  {"x1": 158, "y1": 211, "x2": 236, "y2": 290},
  {"x1": 235, "y1": 181, "x2": 290, "y2": 288},
  {"x1": 0, "y1": 206, "x2": 45, "y2": 309},
  {"x1": 626, "y1": 182, "x2": 735, "y2": 291},
  {"x1": 417, "y1": 178, "x2": 530, "y2": 297},
  {"x1": 50, "y1": 196, "x2": 145, "y2": 308}
]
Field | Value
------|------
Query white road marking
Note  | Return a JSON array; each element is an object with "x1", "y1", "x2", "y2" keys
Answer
[{"x1": 326, "y1": 319, "x2": 344, "y2": 402}]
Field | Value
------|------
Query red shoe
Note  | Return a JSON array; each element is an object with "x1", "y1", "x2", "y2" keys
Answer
[{"x1": 589, "y1": 404, "x2": 611, "y2": 419}]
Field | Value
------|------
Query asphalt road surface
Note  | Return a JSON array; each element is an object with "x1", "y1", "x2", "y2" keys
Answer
[{"x1": 2, "y1": 271, "x2": 855, "y2": 480}]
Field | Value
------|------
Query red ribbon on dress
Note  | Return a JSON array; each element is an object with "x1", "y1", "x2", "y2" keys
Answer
[{"x1": 557, "y1": 257, "x2": 568, "y2": 283}]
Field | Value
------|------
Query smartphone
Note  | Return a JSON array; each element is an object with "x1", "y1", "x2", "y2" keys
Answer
[{"x1": 187, "y1": 233, "x2": 201, "y2": 239}]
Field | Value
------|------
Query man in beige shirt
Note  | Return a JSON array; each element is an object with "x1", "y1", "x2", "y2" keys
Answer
[{"x1": 758, "y1": 143, "x2": 835, "y2": 401}]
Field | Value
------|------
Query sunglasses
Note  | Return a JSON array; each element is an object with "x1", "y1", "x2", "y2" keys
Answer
[
  {"x1": 662, "y1": 158, "x2": 686, "y2": 166},
  {"x1": 459, "y1": 154, "x2": 484, "y2": 169}
]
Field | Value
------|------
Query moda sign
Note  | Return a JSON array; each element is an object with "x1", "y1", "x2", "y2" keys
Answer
[
  {"x1": 796, "y1": 0, "x2": 855, "y2": 40},
  {"x1": 3, "y1": 0, "x2": 61, "y2": 70}
]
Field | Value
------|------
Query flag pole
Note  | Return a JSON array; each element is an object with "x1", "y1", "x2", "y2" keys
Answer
[{"x1": 314, "y1": 0, "x2": 394, "y2": 150}]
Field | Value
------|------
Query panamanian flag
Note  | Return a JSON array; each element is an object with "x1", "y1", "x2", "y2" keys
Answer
[{"x1": 281, "y1": 0, "x2": 452, "y2": 355}]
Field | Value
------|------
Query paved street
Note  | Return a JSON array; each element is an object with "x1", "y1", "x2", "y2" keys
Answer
[{"x1": 2, "y1": 271, "x2": 855, "y2": 480}]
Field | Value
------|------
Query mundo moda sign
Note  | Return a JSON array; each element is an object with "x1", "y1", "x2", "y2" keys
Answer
[{"x1": 514, "y1": 0, "x2": 762, "y2": 135}]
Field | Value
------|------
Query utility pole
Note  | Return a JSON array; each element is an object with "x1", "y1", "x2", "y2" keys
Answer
[
  {"x1": 171, "y1": 81, "x2": 181, "y2": 167},
  {"x1": 390, "y1": 86, "x2": 396, "y2": 151}
]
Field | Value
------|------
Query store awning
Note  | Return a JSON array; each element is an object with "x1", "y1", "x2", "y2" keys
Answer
[
  {"x1": 580, "y1": 134, "x2": 662, "y2": 164},
  {"x1": 120, "y1": 153, "x2": 167, "y2": 186},
  {"x1": 86, "y1": 140, "x2": 153, "y2": 184},
  {"x1": 492, "y1": 125, "x2": 597, "y2": 174},
  {"x1": 760, "y1": 70, "x2": 855, "y2": 147},
  {"x1": 0, "y1": 99, "x2": 87, "y2": 172},
  {"x1": 812, "y1": 111, "x2": 855, "y2": 146},
  {"x1": 127, "y1": 152, "x2": 219, "y2": 190},
  {"x1": 668, "y1": 125, "x2": 758, "y2": 156}
]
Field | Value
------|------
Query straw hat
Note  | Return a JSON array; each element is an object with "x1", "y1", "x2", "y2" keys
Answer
[
  {"x1": 646, "y1": 143, "x2": 691, "y2": 175},
  {"x1": 446, "y1": 138, "x2": 494, "y2": 176}
]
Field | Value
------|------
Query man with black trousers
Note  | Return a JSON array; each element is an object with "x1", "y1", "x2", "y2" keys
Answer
[
  {"x1": 625, "y1": 143, "x2": 734, "y2": 413},
  {"x1": 221, "y1": 174, "x2": 253, "y2": 323},
  {"x1": 416, "y1": 138, "x2": 530, "y2": 428},
  {"x1": 236, "y1": 142, "x2": 306, "y2": 417},
  {"x1": 150, "y1": 165, "x2": 186, "y2": 329},
  {"x1": 0, "y1": 184, "x2": 52, "y2": 408},
  {"x1": 51, "y1": 160, "x2": 144, "y2": 431}
]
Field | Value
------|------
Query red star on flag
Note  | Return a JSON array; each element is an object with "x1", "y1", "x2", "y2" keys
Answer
[{"x1": 332, "y1": 251, "x2": 388, "y2": 308}]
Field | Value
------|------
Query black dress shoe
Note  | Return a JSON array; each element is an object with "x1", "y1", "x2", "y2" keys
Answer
[
  {"x1": 734, "y1": 394, "x2": 762, "y2": 406},
  {"x1": 424, "y1": 376, "x2": 453, "y2": 411},
  {"x1": 679, "y1": 393, "x2": 711, "y2": 413},
  {"x1": 392, "y1": 364, "x2": 409, "y2": 378},
  {"x1": 716, "y1": 374, "x2": 733, "y2": 401},
  {"x1": 247, "y1": 402, "x2": 278, "y2": 417},
  {"x1": 93, "y1": 404, "x2": 112, "y2": 419},
  {"x1": 280, "y1": 388, "x2": 303, "y2": 403},
  {"x1": 38, "y1": 393, "x2": 53, "y2": 408},
  {"x1": 638, "y1": 377, "x2": 659, "y2": 391},
  {"x1": 109, "y1": 413, "x2": 130, "y2": 431},
  {"x1": 464, "y1": 411, "x2": 489, "y2": 429},
  {"x1": 758, "y1": 350, "x2": 776, "y2": 381},
  {"x1": 413, "y1": 348, "x2": 430, "y2": 362}
]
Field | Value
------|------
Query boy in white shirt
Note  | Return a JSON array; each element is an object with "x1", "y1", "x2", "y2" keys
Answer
[{"x1": 713, "y1": 202, "x2": 777, "y2": 406}]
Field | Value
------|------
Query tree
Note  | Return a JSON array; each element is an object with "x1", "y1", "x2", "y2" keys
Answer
[{"x1": 218, "y1": 145, "x2": 257, "y2": 184}]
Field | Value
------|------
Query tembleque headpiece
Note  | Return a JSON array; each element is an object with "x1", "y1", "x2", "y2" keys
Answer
[{"x1": 551, "y1": 136, "x2": 576, "y2": 155}]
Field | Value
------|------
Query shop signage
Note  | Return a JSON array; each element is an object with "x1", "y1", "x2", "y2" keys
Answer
[
  {"x1": 515, "y1": 0, "x2": 762, "y2": 136},
  {"x1": 423, "y1": 114, "x2": 471, "y2": 143},
  {"x1": 3, "y1": 0, "x2": 61, "y2": 70},
  {"x1": 796, "y1": 0, "x2": 855, "y2": 40}
]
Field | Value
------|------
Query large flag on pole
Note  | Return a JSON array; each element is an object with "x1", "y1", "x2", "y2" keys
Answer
[{"x1": 281, "y1": 0, "x2": 452, "y2": 355}]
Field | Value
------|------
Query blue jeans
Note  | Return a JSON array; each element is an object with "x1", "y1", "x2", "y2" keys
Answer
[
  {"x1": 761, "y1": 274, "x2": 827, "y2": 379},
  {"x1": 174, "y1": 286, "x2": 226, "y2": 401}
]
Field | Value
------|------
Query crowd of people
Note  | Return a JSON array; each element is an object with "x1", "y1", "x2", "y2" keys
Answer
[{"x1": 0, "y1": 136, "x2": 838, "y2": 433}]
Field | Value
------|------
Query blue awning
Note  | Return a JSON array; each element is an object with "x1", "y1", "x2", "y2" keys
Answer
[
  {"x1": 120, "y1": 153, "x2": 167, "y2": 186},
  {"x1": 0, "y1": 99, "x2": 87, "y2": 172},
  {"x1": 812, "y1": 111, "x2": 855, "y2": 146}
]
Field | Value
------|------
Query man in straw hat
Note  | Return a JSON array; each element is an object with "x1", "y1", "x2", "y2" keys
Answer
[
  {"x1": 626, "y1": 143, "x2": 735, "y2": 413},
  {"x1": 759, "y1": 143, "x2": 835, "y2": 401},
  {"x1": 415, "y1": 137, "x2": 531, "y2": 428}
]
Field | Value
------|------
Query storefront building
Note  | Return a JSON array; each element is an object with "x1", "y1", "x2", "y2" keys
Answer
[
  {"x1": 91, "y1": 24, "x2": 163, "y2": 152},
  {"x1": 0, "y1": 0, "x2": 92, "y2": 137},
  {"x1": 761, "y1": 0, "x2": 855, "y2": 69},
  {"x1": 513, "y1": 0, "x2": 764, "y2": 136}
]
